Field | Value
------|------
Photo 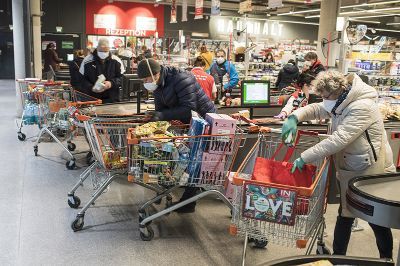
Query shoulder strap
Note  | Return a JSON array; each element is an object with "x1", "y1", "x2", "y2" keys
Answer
[{"x1": 365, "y1": 129, "x2": 378, "y2": 162}]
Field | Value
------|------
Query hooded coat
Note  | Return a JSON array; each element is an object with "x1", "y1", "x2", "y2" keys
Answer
[
  {"x1": 276, "y1": 63, "x2": 299, "y2": 90},
  {"x1": 292, "y1": 74, "x2": 395, "y2": 217},
  {"x1": 153, "y1": 66, "x2": 216, "y2": 123}
]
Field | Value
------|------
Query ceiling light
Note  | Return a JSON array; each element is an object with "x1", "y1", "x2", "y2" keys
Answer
[
  {"x1": 351, "y1": 14, "x2": 398, "y2": 19},
  {"x1": 341, "y1": 6, "x2": 400, "y2": 15},
  {"x1": 387, "y1": 22, "x2": 400, "y2": 25},
  {"x1": 277, "y1": 8, "x2": 320, "y2": 16},
  {"x1": 348, "y1": 19, "x2": 381, "y2": 24},
  {"x1": 269, "y1": 19, "x2": 319, "y2": 25},
  {"x1": 341, "y1": 0, "x2": 400, "y2": 9},
  {"x1": 375, "y1": 28, "x2": 400, "y2": 33},
  {"x1": 305, "y1": 15, "x2": 320, "y2": 19}
]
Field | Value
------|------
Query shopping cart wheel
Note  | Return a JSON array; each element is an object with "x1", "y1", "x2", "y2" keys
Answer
[
  {"x1": 66, "y1": 160, "x2": 76, "y2": 170},
  {"x1": 71, "y1": 216, "x2": 84, "y2": 232},
  {"x1": 67, "y1": 143, "x2": 76, "y2": 152},
  {"x1": 253, "y1": 239, "x2": 268, "y2": 248},
  {"x1": 18, "y1": 132, "x2": 26, "y2": 141},
  {"x1": 34, "y1": 146, "x2": 38, "y2": 156},
  {"x1": 67, "y1": 195, "x2": 81, "y2": 209},
  {"x1": 316, "y1": 242, "x2": 331, "y2": 255},
  {"x1": 139, "y1": 226, "x2": 154, "y2": 241}
]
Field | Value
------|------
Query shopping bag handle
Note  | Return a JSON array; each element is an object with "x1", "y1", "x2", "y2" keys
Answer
[{"x1": 271, "y1": 130, "x2": 319, "y2": 162}]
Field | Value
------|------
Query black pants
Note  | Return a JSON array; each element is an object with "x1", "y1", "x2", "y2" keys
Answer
[
  {"x1": 179, "y1": 187, "x2": 199, "y2": 207},
  {"x1": 333, "y1": 214, "x2": 393, "y2": 259}
]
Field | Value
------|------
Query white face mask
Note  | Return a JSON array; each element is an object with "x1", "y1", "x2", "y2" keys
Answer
[
  {"x1": 143, "y1": 59, "x2": 158, "y2": 92},
  {"x1": 97, "y1": 51, "x2": 109, "y2": 60},
  {"x1": 143, "y1": 82, "x2": 157, "y2": 92},
  {"x1": 322, "y1": 99, "x2": 337, "y2": 113},
  {"x1": 216, "y1": 57, "x2": 225, "y2": 65}
]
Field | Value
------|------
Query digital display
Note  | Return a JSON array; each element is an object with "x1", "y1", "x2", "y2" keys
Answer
[{"x1": 241, "y1": 80, "x2": 270, "y2": 106}]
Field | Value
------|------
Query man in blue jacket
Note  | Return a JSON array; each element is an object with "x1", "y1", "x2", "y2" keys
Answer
[
  {"x1": 209, "y1": 49, "x2": 239, "y2": 93},
  {"x1": 137, "y1": 58, "x2": 216, "y2": 212}
]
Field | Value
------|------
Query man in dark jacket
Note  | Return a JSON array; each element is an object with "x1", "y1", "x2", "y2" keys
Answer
[
  {"x1": 137, "y1": 58, "x2": 216, "y2": 213},
  {"x1": 79, "y1": 38, "x2": 123, "y2": 103},
  {"x1": 68, "y1": 50, "x2": 85, "y2": 91},
  {"x1": 137, "y1": 58, "x2": 216, "y2": 124},
  {"x1": 303, "y1": 52, "x2": 325, "y2": 76},
  {"x1": 276, "y1": 59, "x2": 299, "y2": 90}
]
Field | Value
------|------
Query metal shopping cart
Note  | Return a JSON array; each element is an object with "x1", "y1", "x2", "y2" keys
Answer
[
  {"x1": 229, "y1": 129, "x2": 330, "y2": 266},
  {"x1": 17, "y1": 78, "x2": 51, "y2": 141},
  {"x1": 127, "y1": 124, "x2": 244, "y2": 241},
  {"x1": 69, "y1": 116, "x2": 154, "y2": 232}
]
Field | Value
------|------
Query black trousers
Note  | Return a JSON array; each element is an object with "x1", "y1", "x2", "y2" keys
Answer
[
  {"x1": 179, "y1": 187, "x2": 199, "y2": 207},
  {"x1": 333, "y1": 214, "x2": 393, "y2": 259}
]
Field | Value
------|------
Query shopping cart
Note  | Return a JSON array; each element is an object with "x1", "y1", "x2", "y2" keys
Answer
[
  {"x1": 229, "y1": 129, "x2": 330, "y2": 265},
  {"x1": 16, "y1": 78, "x2": 51, "y2": 141},
  {"x1": 69, "y1": 116, "x2": 157, "y2": 232},
  {"x1": 127, "y1": 124, "x2": 244, "y2": 241}
]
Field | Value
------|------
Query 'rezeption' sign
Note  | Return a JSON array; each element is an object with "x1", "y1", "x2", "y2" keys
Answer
[{"x1": 105, "y1": 28, "x2": 147, "y2": 37}]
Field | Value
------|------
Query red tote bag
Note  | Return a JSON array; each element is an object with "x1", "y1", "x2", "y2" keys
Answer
[{"x1": 252, "y1": 131, "x2": 317, "y2": 188}]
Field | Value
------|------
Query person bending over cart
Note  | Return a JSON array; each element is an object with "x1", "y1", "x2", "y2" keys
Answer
[
  {"x1": 137, "y1": 58, "x2": 216, "y2": 213},
  {"x1": 282, "y1": 71, "x2": 395, "y2": 259}
]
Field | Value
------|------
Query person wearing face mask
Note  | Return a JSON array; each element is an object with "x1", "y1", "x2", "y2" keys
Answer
[
  {"x1": 209, "y1": 49, "x2": 239, "y2": 93},
  {"x1": 302, "y1": 52, "x2": 325, "y2": 77},
  {"x1": 79, "y1": 38, "x2": 125, "y2": 103},
  {"x1": 191, "y1": 57, "x2": 217, "y2": 100},
  {"x1": 137, "y1": 58, "x2": 216, "y2": 213},
  {"x1": 43, "y1": 42, "x2": 63, "y2": 80},
  {"x1": 282, "y1": 71, "x2": 395, "y2": 259},
  {"x1": 274, "y1": 72, "x2": 315, "y2": 120}
]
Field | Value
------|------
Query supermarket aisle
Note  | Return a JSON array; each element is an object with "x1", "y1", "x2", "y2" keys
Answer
[{"x1": 0, "y1": 79, "x2": 398, "y2": 266}]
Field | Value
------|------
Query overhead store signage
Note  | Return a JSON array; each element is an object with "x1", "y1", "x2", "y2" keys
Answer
[
  {"x1": 268, "y1": 0, "x2": 283, "y2": 9},
  {"x1": 211, "y1": 0, "x2": 221, "y2": 16},
  {"x1": 105, "y1": 28, "x2": 147, "y2": 37},
  {"x1": 136, "y1": 17, "x2": 157, "y2": 31},
  {"x1": 214, "y1": 18, "x2": 283, "y2": 37},
  {"x1": 94, "y1": 14, "x2": 116, "y2": 29},
  {"x1": 239, "y1": 0, "x2": 253, "y2": 14},
  {"x1": 195, "y1": 0, "x2": 204, "y2": 19}
]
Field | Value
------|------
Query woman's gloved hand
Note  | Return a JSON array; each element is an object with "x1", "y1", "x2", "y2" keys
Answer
[
  {"x1": 291, "y1": 157, "x2": 305, "y2": 173},
  {"x1": 274, "y1": 112, "x2": 287, "y2": 120},
  {"x1": 144, "y1": 111, "x2": 162, "y2": 122},
  {"x1": 281, "y1": 115, "x2": 298, "y2": 145}
]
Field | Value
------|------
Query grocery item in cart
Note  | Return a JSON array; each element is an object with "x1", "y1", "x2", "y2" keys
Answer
[
  {"x1": 187, "y1": 117, "x2": 209, "y2": 182},
  {"x1": 199, "y1": 152, "x2": 226, "y2": 184},
  {"x1": 205, "y1": 113, "x2": 237, "y2": 154},
  {"x1": 135, "y1": 121, "x2": 171, "y2": 137}
]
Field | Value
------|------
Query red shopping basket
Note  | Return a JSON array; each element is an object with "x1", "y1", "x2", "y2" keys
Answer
[{"x1": 252, "y1": 130, "x2": 317, "y2": 188}]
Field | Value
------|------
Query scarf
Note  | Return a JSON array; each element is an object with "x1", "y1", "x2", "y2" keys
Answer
[{"x1": 331, "y1": 86, "x2": 351, "y2": 115}]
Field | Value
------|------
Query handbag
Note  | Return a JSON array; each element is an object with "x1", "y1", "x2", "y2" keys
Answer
[{"x1": 252, "y1": 131, "x2": 317, "y2": 188}]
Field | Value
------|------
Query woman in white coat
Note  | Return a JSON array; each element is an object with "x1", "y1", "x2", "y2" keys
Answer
[{"x1": 282, "y1": 71, "x2": 395, "y2": 258}]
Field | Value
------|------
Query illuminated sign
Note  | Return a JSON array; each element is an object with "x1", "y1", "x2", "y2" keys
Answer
[
  {"x1": 94, "y1": 14, "x2": 116, "y2": 29},
  {"x1": 215, "y1": 18, "x2": 283, "y2": 37},
  {"x1": 105, "y1": 28, "x2": 147, "y2": 37},
  {"x1": 136, "y1": 17, "x2": 157, "y2": 31}
]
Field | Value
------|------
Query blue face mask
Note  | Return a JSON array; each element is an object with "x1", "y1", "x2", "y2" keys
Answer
[{"x1": 322, "y1": 99, "x2": 337, "y2": 113}]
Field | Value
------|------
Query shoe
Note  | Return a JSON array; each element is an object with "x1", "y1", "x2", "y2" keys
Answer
[{"x1": 171, "y1": 202, "x2": 196, "y2": 213}]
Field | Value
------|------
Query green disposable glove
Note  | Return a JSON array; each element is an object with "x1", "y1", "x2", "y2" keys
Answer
[
  {"x1": 291, "y1": 157, "x2": 305, "y2": 173},
  {"x1": 281, "y1": 115, "x2": 298, "y2": 145}
]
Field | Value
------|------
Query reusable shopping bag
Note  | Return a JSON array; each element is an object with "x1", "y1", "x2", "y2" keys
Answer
[{"x1": 251, "y1": 131, "x2": 317, "y2": 188}]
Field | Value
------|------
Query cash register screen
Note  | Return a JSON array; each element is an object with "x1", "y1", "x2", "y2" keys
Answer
[{"x1": 241, "y1": 80, "x2": 270, "y2": 106}]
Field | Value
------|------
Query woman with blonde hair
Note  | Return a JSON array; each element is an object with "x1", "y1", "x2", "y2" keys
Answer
[{"x1": 282, "y1": 70, "x2": 395, "y2": 258}]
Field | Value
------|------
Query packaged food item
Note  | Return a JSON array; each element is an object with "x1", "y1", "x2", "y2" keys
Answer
[
  {"x1": 103, "y1": 150, "x2": 121, "y2": 169},
  {"x1": 199, "y1": 152, "x2": 226, "y2": 184},
  {"x1": 205, "y1": 113, "x2": 237, "y2": 155},
  {"x1": 135, "y1": 121, "x2": 171, "y2": 137}
]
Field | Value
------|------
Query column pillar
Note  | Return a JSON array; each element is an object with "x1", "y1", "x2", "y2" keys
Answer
[
  {"x1": 30, "y1": 0, "x2": 42, "y2": 79},
  {"x1": 316, "y1": 0, "x2": 341, "y2": 68},
  {"x1": 12, "y1": 0, "x2": 26, "y2": 116}
]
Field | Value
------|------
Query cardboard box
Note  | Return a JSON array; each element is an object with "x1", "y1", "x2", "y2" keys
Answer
[
  {"x1": 205, "y1": 113, "x2": 237, "y2": 155},
  {"x1": 199, "y1": 152, "x2": 226, "y2": 185}
]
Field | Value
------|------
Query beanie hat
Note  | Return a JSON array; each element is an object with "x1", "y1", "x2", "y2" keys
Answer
[{"x1": 137, "y1": 58, "x2": 161, "y2": 79}]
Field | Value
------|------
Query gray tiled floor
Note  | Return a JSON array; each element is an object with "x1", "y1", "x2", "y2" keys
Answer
[{"x1": 0, "y1": 79, "x2": 398, "y2": 265}]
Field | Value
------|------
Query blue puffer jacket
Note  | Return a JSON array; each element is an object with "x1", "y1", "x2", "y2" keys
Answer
[{"x1": 153, "y1": 66, "x2": 216, "y2": 123}]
